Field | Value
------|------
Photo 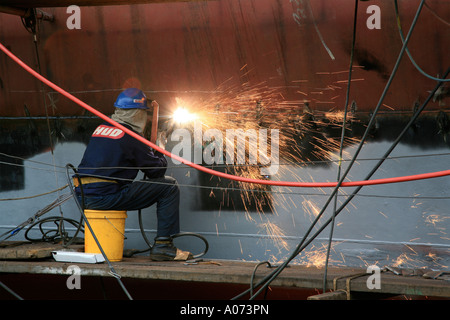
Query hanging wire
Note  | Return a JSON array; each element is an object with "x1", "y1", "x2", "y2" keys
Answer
[
  {"x1": 65, "y1": 164, "x2": 133, "y2": 300},
  {"x1": 232, "y1": 0, "x2": 432, "y2": 300},
  {"x1": 0, "y1": 184, "x2": 68, "y2": 201},
  {"x1": 394, "y1": 0, "x2": 450, "y2": 82},
  {"x1": 0, "y1": 281, "x2": 23, "y2": 300},
  {"x1": 27, "y1": 9, "x2": 67, "y2": 226},
  {"x1": 424, "y1": 1, "x2": 450, "y2": 27},
  {"x1": 241, "y1": 66, "x2": 450, "y2": 300},
  {"x1": 5, "y1": 150, "x2": 450, "y2": 171},
  {"x1": 323, "y1": 0, "x2": 359, "y2": 293},
  {"x1": 1, "y1": 151, "x2": 450, "y2": 202}
]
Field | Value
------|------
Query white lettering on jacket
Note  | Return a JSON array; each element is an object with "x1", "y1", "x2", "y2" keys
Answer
[{"x1": 92, "y1": 125, "x2": 124, "y2": 139}]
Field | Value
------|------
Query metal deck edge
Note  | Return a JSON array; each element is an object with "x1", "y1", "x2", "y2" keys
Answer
[{"x1": 0, "y1": 258, "x2": 448, "y2": 298}]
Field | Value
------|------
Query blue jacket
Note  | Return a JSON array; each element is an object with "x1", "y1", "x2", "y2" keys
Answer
[{"x1": 76, "y1": 122, "x2": 167, "y2": 195}]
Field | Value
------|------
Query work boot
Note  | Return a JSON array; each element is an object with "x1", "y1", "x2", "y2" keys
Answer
[{"x1": 149, "y1": 236, "x2": 193, "y2": 261}]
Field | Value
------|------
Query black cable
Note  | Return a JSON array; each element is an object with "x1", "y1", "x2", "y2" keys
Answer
[
  {"x1": 237, "y1": 65, "x2": 449, "y2": 301},
  {"x1": 172, "y1": 232, "x2": 209, "y2": 259},
  {"x1": 316, "y1": 66, "x2": 450, "y2": 238},
  {"x1": 281, "y1": 67, "x2": 450, "y2": 266},
  {"x1": 0, "y1": 281, "x2": 23, "y2": 300},
  {"x1": 250, "y1": 261, "x2": 271, "y2": 299},
  {"x1": 65, "y1": 164, "x2": 133, "y2": 300},
  {"x1": 3, "y1": 147, "x2": 450, "y2": 177},
  {"x1": 138, "y1": 209, "x2": 153, "y2": 251},
  {"x1": 0, "y1": 193, "x2": 75, "y2": 244},
  {"x1": 2, "y1": 153, "x2": 450, "y2": 201},
  {"x1": 128, "y1": 211, "x2": 209, "y2": 259},
  {"x1": 66, "y1": 164, "x2": 209, "y2": 287},
  {"x1": 24, "y1": 216, "x2": 83, "y2": 244},
  {"x1": 323, "y1": 0, "x2": 359, "y2": 293},
  {"x1": 394, "y1": 0, "x2": 450, "y2": 83},
  {"x1": 232, "y1": 0, "x2": 428, "y2": 300}
]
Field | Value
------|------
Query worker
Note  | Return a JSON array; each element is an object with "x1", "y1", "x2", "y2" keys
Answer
[{"x1": 75, "y1": 88, "x2": 192, "y2": 261}]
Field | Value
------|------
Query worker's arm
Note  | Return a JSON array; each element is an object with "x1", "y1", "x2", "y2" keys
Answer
[
  {"x1": 133, "y1": 141, "x2": 168, "y2": 179},
  {"x1": 150, "y1": 100, "x2": 159, "y2": 144}
]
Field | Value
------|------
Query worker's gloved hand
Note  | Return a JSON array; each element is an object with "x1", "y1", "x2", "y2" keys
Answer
[
  {"x1": 150, "y1": 100, "x2": 159, "y2": 109},
  {"x1": 156, "y1": 131, "x2": 167, "y2": 150},
  {"x1": 150, "y1": 236, "x2": 193, "y2": 261}
]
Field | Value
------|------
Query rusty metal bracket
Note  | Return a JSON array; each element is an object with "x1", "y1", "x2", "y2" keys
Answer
[{"x1": 333, "y1": 272, "x2": 370, "y2": 300}]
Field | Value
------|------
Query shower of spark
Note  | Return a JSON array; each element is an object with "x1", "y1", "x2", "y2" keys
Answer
[
  {"x1": 302, "y1": 199, "x2": 321, "y2": 223},
  {"x1": 172, "y1": 99, "x2": 199, "y2": 124},
  {"x1": 297, "y1": 243, "x2": 342, "y2": 268},
  {"x1": 160, "y1": 67, "x2": 448, "y2": 269},
  {"x1": 158, "y1": 69, "x2": 363, "y2": 265},
  {"x1": 259, "y1": 221, "x2": 289, "y2": 252}
]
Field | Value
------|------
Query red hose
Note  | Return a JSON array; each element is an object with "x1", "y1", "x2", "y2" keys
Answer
[{"x1": 1, "y1": 42, "x2": 449, "y2": 188}]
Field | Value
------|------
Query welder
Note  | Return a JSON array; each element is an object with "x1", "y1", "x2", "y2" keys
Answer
[{"x1": 75, "y1": 88, "x2": 193, "y2": 261}]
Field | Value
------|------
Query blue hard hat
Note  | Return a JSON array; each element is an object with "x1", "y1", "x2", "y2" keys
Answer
[{"x1": 114, "y1": 88, "x2": 149, "y2": 109}]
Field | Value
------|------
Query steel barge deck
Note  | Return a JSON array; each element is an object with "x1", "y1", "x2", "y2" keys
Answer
[{"x1": 0, "y1": 241, "x2": 448, "y2": 300}]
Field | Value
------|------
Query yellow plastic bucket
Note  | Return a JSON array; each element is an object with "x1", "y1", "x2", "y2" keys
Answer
[{"x1": 84, "y1": 209, "x2": 127, "y2": 262}]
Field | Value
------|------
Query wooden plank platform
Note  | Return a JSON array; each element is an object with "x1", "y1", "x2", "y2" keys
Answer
[
  {"x1": 0, "y1": 241, "x2": 449, "y2": 299},
  {"x1": 0, "y1": 241, "x2": 83, "y2": 260}
]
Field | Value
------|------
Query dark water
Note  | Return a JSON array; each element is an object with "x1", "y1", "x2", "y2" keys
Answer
[{"x1": 0, "y1": 115, "x2": 449, "y2": 271}]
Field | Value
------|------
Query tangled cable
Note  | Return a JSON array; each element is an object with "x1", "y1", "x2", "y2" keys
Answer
[{"x1": 0, "y1": 192, "x2": 76, "y2": 243}]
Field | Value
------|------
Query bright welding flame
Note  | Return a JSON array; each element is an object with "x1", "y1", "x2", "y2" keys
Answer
[{"x1": 172, "y1": 107, "x2": 198, "y2": 124}]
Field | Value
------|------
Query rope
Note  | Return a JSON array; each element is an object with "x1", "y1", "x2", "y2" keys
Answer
[{"x1": 0, "y1": 41, "x2": 449, "y2": 189}]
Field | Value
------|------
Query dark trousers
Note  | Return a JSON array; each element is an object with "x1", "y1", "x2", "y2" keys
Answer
[{"x1": 78, "y1": 176, "x2": 180, "y2": 237}]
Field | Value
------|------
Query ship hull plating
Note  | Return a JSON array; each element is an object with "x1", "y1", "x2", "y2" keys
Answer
[{"x1": 0, "y1": 0, "x2": 448, "y2": 117}]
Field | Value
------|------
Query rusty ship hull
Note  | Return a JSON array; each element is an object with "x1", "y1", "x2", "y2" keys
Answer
[{"x1": 0, "y1": 0, "x2": 448, "y2": 118}]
